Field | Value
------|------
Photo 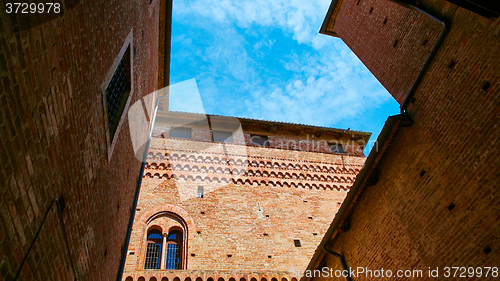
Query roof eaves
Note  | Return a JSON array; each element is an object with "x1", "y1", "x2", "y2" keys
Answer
[
  {"x1": 165, "y1": 110, "x2": 371, "y2": 136},
  {"x1": 319, "y1": 0, "x2": 341, "y2": 37}
]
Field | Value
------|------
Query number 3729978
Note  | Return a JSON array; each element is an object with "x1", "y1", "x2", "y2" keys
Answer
[{"x1": 6, "y1": 3, "x2": 61, "y2": 13}]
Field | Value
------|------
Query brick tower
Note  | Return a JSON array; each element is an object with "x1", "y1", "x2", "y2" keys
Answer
[{"x1": 121, "y1": 110, "x2": 370, "y2": 281}]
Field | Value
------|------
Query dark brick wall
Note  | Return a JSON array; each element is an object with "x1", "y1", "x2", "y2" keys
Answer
[
  {"x1": 318, "y1": 0, "x2": 500, "y2": 279},
  {"x1": 328, "y1": 0, "x2": 448, "y2": 103},
  {"x1": 0, "y1": 0, "x2": 161, "y2": 280}
]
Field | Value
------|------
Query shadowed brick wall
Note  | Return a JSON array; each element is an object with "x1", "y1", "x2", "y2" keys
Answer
[
  {"x1": 311, "y1": 0, "x2": 500, "y2": 279},
  {"x1": 326, "y1": 0, "x2": 446, "y2": 103},
  {"x1": 0, "y1": 0, "x2": 163, "y2": 280}
]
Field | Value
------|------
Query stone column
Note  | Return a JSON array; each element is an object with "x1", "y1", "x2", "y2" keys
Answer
[{"x1": 160, "y1": 232, "x2": 167, "y2": 269}]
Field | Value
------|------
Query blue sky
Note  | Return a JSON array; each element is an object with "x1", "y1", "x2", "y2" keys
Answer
[{"x1": 168, "y1": 0, "x2": 400, "y2": 155}]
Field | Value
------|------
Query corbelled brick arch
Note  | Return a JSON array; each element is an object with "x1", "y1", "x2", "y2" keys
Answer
[
  {"x1": 138, "y1": 204, "x2": 196, "y2": 231},
  {"x1": 120, "y1": 273, "x2": 298, "y2": 281}
]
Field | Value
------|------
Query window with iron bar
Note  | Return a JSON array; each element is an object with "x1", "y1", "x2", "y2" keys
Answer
[{"x1": 105, "y1": 46, "x2": 131, "y2": 140}]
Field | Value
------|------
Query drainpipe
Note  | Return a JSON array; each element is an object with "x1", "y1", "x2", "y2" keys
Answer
[
  {"x1": 400, "y1": 6, "x2": 448, "y2": 113},
  {"x1": 116, "y1": 95, "x2": 160, "y2": 281},
  {"x1": 14, "y1": 197, "x2": 78, "y2": 281},
  {"x1": 322, "y1": 245, "x2": 352, "y2": 281}
]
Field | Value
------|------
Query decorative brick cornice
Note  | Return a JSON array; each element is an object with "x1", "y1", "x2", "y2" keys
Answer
[
  {"x1": 146, "y1": 152, "x2": 362, "y2": 173},
  {"x1": 137, "y1": 204, "x2": 197, "y2": 234},
  {"x1": 142, "y1": 171, "x2": 351, "y2": 191},
  {"x1": 122, "y1": 269, "x2": 299, "y2": 281}
]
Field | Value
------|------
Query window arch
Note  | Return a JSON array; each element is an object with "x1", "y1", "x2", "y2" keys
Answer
[
  {"x1": 143, "y1": 211, "x2": 190, "y2": 270},
  {"x1": 165, "y1": 230, "x2": 183, "y2": 269},
  {"x1": 145, "y1": 229, "x2": 163, "y2": 269}
]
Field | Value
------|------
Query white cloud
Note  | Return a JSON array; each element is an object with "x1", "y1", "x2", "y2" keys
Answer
[
  {"x1": 169, "y1": 0, "x2": 398, "y2": 135},
  {"x1": 175, "y1": 0, "x2": 331, "y2": 49},
  {"x1": 236, "y1": 48, "x2": 393, "y2": 127}
]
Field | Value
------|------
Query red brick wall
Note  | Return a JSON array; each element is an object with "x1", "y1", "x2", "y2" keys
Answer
[
  {"x1": 317, "y1": 0, "x2": 500, "y2": 279},
  {"x1": 122, "y1": 270, "x2": 299, "y2": 281},
  {"x1": 123, "y1": 137, "x2": 366, "y2": 280},
  {"x1": 328, "y1": 0, "x2": 446, "y2": 103},
  {"x1": 0, "y1": 1, "x2": 161, "y2": 280}
]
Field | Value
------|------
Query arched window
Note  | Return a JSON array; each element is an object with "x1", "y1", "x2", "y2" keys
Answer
[
  {"x1": 165, "y1": 230, "x2": 183, "y2": 269},
  {"x1": 144, "y1": 211, "x2": 189, "y2": 270},
  {"x1": 145, "y1": 229, "x2": 163, "y2": 269}
]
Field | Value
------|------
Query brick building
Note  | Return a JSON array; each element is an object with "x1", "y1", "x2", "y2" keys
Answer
[
  {"x1": 305, "y1": 0, "x2": 500, "y2": 280},
  {"x1": 3, "y1": 0, "x2": 498, "y2": 280},
  {"x1": 121, "y1": 110, "x2": 370, "y2": 281},
  {"x1": 0, "y1": 0, "x2": 171, "y2": 280}
]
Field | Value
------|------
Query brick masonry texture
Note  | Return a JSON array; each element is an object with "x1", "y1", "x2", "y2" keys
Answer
[
  {"x1": 0, "y1": 1, "x2": 160, "y2": 280},
  {"x1": 314, "y1": 0, "x2": 500, "y2": 279},
  {"x1": 122, "y1": 113, "x2": 367, "y2": 281}
]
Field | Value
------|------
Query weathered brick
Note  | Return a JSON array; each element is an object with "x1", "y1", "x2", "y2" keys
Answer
[
  {"x1": 313, "y1": 0, "x2": 500, "y2": 279},
  {"x1": 123, "y1": 112, "x2": 368, "y2": 280},
  {"x1": 0, "y1": 0, "x2": 161, "y2": 280}
]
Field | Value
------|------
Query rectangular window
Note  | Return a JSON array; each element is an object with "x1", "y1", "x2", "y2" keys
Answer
[
  {"x1": 105, "y1": 46, "x2": 131, "y2": 140},
  {"x1": 144, "y1": 243, "x2": 161, "y2": 269},
  {"x1": 329, "y1": 142, "x2": 346, "y2": 153},
  {"x1": 101, "y1": 30, "x2": 135, "y2": 160},
  {"x1": 251, "y1": 135, "x2": 269, "y2": 147},
  {"x1": 165, "y1": 243, "x2": 180, "y2": 270},
  {"x1": 294, "y1": 239, "x2": 302, "y2": 247},
  {"x1": 197, "y1": 186, "x2": 204, "y2": 198},
  {"x1": 212, "y1": 131, "x2": 233, "y2": 143},
  {"x1": 169, "y1": 127, "x2": 192, "y2": 139}
]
